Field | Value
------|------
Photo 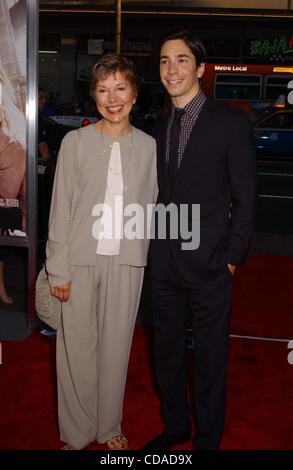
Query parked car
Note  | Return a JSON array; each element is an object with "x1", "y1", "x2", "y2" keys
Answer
[
  {"x1": 50, "y1": 115, "x2": 97, "y2": 129},
  {"x1": 254, "y1": 109, "x2": 293, "y2": 158}
]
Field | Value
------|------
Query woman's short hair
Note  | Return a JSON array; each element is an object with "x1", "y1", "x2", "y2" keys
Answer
[
  {"x1": 90, "y1": 53, "x2": 139, "y2": 98},
  {"x1": 161, "y1": 30, "x2": 207, "y2": 66}
]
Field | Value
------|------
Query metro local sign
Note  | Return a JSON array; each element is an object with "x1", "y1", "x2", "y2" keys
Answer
[{"x1": 214, "y1": 65, "x2": 248, "y2": 71}]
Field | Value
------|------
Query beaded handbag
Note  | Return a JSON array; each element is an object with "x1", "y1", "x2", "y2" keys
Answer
[{"x1": 35, "y1": 265, "x2": 62, "y2": 330}]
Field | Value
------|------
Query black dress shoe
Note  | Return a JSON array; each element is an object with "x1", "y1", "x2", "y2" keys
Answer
[{"x1": 142, "y1": 432, "x2": 191, "y2": 451}]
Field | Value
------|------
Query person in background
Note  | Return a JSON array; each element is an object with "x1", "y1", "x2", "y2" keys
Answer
[
  {"x1": 42, "y1": 91, "x2": 56, "y2": 116},
  {"x1": 46, "y1": 53, "x2": 158, "y2": 450},
  {"x1": 38, "y1": 88, "x2": 51, "y2": 160},
  {"x1": 143, "y1": 30, "x2": 256, "y2": 451}
]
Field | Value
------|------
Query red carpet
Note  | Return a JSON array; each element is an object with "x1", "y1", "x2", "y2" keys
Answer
[
  {"x1": 0, "y1": 327, "x2": 292, "y2": 450},
  {"x1": 0, "y1": 254, "x2": 293, "y2": 450},
  {"x1": 231, "y1": 254, "x2": 293, "y2": 339}
]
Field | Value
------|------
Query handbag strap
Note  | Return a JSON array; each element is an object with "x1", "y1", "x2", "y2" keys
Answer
[{"x1": 69, "y1": 128, "x2": 82, "y2": 229}]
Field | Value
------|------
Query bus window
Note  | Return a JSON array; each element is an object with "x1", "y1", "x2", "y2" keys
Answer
[
  {"x1": 265, "y1": 75, "x2": 292, "y2": 100},
  {"x1": 214, "y1": 74, "x2": 261, "y2": 101}
]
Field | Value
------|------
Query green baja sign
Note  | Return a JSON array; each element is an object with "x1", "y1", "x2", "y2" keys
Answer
[{"x1": 250, "y1": 36, "x2": 293, "y2": 56}]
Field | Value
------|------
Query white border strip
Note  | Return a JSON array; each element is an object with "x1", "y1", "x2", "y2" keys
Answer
[
  {"x1": 230, "y1": 334, "x2": 291, "y2": 343},
  {"x1": 187, "y1": 329, "x2": 291, "y2": 344},
  {"x1": 258, "y1": 194, "x2": 293, "y2": 199},
  {"x1": 258, "y1": 172, "x2": 293, "y2": 177}
]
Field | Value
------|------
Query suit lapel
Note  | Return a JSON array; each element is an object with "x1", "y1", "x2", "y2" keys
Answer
[{"x1": 156, "y1": 116, "x2": 171, "y2": 197}]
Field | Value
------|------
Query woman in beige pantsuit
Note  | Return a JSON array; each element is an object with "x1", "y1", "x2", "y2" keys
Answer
[{"x1": 46, "y1": 53, "x2": 158, "y2": 450}]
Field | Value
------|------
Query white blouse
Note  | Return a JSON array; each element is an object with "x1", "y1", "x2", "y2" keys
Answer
[{"x1": 96, "y1": 141, "x2": 124, "y2": 255}]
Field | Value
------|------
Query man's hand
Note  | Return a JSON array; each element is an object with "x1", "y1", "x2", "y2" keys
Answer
[
  {"x1": 227, "y1": 264, "x2": 236, "y2": 276},
  {"x1": 50, "y1": 282, "x2": 71, "y2": 302}
]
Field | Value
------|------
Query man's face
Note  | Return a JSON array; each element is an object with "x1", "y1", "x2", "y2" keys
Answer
[{"x1": 160, "y1": 39, "x2": 205, "y2": 106}]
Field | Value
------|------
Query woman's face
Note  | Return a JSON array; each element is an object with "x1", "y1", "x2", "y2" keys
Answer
[{"x1": 93, "y1": 71, "x2": 136, "y2": 126}]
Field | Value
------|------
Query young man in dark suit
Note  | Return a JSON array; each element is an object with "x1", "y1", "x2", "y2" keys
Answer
[{"x1": 143, "y1": 31, "x2": 256, "y2": 451}]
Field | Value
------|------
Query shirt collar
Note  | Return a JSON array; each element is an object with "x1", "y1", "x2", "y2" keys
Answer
[{"x1": 170, "y1": 89, "x2": 206, "y2": 118}]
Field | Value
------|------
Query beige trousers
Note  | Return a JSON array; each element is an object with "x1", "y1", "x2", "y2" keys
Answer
[{"x1": 56, "y1": 255, "x2": 144, "y2": 448}]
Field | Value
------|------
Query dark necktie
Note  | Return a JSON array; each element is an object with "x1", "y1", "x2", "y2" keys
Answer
[{"x1": 168, "y1": 108, "x2": 184, "y2": 185}]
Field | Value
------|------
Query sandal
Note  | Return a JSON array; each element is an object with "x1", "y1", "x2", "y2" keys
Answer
[
  {"x1": 107, "y1": 433, "x2": 129, "y2": 450},
  {"x1": 61, "y1": 444, "x2": 79, "y2": 450}
]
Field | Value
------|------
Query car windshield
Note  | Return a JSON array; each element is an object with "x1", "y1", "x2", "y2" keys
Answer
[{"x1": 257, "y1": 112, "x2": 293, "y2": 129}]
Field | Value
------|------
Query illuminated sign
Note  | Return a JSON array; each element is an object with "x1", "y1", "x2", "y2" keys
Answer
[
  {"x1": 250, "y1": 36, "x2": 293, "y2": 57},
  {"x1": 103, "y1": 38, "x2": 152, "y2": 54},
  {"x1": 214, "y1": 65, "x2": 247, "y2": 72},
  {"x1": 273, "y1": 67, "x2": 293, "y2": 73}
]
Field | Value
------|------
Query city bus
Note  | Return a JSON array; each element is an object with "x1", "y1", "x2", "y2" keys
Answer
[{"x1": 201, "y1": 63, "x2": 293, "y2": 113}]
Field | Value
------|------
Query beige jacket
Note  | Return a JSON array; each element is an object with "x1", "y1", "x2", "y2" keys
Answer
[{"x1": 46, "y1": 125, "x2": 158, "y2": 287}]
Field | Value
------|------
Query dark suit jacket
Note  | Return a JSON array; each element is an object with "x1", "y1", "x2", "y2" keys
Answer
[{"x1": 150, "y1": 97, "x2": 256, "y2": 281}]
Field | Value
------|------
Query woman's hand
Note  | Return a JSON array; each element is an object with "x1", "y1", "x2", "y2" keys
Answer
[{"x1": 50, "y1": 282, "x2": 71, "y2": 302}]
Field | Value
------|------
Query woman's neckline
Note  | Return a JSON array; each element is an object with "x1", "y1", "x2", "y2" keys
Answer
[{"x1": 91, "y1": 122, "x2": 133, "y2": 139}]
